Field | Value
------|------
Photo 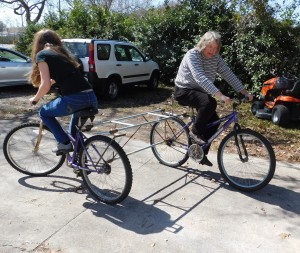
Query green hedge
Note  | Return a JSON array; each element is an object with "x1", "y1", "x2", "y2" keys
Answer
[{"x1": 14, "y1": 0, "x2": 300, "y2": 96}]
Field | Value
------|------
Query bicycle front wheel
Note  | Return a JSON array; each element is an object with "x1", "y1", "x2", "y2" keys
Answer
[
  {"x1": 217, "y1": 128, "x2": 276, "y2": 192},
  {"x1": 3, "y1": 123, "x2": 65, "y2": 176},
  {"x1": 150, "y1": 117, "x2": 190, "y2": 167},
  {"x1": 79, "y1": 135, "x2": 132, "y2": 205}
]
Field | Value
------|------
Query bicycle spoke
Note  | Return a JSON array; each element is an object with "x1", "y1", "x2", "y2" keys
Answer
[
  {"x1": 218, "y1": 129, "x2": 275, "y2": 191},
  {"x1": 79, "y1": 135, "x2": 132, "y2": 204},
  {"x1": 150, "y1": 117, "x2": 190, "y2": 167},
  {"x1": 3, "y1": 123, "x2": 65, "y2": 176}
]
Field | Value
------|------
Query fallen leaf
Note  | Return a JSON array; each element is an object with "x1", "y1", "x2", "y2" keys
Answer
[{"x1": 279, "y1": 233, "x2": 291, "y2": 239}]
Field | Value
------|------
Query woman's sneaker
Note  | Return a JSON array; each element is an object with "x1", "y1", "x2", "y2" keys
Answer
[{"x1": 52, "y1": 143, "x2": 73, "y2": 154}]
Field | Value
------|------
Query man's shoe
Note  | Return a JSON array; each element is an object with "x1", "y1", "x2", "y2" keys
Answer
[
  {"x1": 200, "y1": 155, "x2": 213, "y2": 167},
  {"x1": 52, "y1": 142, "x2": 73, "y2": 154},
  {"x1": 190, "y1": 132, "x2": 206, "y2": 145}
]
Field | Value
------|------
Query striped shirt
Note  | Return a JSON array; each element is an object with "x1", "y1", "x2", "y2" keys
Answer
[{"x1": 175, "y1": 48, "x2": 244, "y2": 96}]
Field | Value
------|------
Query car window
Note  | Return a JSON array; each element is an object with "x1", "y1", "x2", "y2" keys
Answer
[
  {"x1": 63, "y1": 42, "x2": 89, "y2": 58},
  {"x1": 115, "y1": 45, "x2": 145, "y2": 62},
  {"x1": 115, "y1": 45, "x2": 132, "y2": 61},
  {"x1": 128, "y1": 46, "x2": 144, "y2": 62},
  {"x1": 97, "y1": 44, "x2": 110, "y2": 60},
  {"x1": 0, "y1": 49, "x2": 27, "y2": 63}
]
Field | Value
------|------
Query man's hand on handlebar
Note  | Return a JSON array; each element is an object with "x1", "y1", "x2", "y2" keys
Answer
[
  {"x1": 240, "y1": 89, "x2": 253, "y2": 102},
  {"x1": 215, "y1": 90, "x2": 253, "y2": 105},
  {"x1": 245, "y1": 93, "x2": 253, "y2": 102},
  {"x1": 221, "y1": 95, "x2": 231, "y2": 105},
  {"x1": 215, "y1": 91, "x2": 231, "y2": 105}
]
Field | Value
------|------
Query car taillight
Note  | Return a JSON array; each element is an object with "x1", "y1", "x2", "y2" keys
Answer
[{"x1": 88, "y1": 43, "x2": 95, "y2": 72}]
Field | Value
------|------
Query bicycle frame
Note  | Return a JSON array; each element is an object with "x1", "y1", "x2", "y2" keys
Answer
[
  {"x1": 65, "y1": 127, "x2": 90, "y2": 171},
  {"x1": 35, "y1": 121, "x2": 110, "y2": 174},
  {"x1": 66, "y1": 127, "x2": 115, "y2": 174},
  {"x1": 186, "y1": 105, "x2": 249, "y2": 161},
  {"x1": 204, "y1": 110, "x2": 239, "y2": 148},
  {"x1": 177, "y1": 109, "x2": 239, "y2": 150}
]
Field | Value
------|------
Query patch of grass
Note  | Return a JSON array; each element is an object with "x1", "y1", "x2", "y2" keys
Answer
[
  {"x1": 226, "y1": 103, "x2": 300, "y2": 163},
  {"x1": 237, "y1": 103, "x2": 299, "y2": 143}
]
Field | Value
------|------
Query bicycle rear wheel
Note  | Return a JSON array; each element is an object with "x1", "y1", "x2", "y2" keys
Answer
[
  {"x1": 150, "y1": 117, "x2": 190, "y2": 167},
  {"x1": 3, "y1": 123, "x2": 65, "y2": 176},
  {"x1": 79, "y1": 135, "x2": 132, "y2": 205},
  {"x1": 217, "y1": 128, "x2": 276, "y2": 192}
]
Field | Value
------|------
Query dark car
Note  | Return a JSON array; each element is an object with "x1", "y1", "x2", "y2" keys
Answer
[{"x1": 0, "y1": 47, "x2": 32, "y2": 87}]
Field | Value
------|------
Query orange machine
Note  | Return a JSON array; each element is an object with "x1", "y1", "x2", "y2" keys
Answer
[{"x1": 251, "y1": 75, "x2": 300, "y2": 126}]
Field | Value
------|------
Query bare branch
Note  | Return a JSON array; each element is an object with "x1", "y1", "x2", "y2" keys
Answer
[{"x1": 0, "y1": 0, "x2": 47, "y2": 24}]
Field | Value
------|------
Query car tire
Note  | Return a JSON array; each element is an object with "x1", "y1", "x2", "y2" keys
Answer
[
  {"x1": 251, "y1": 101, "x2": 264, "y2": 115},
  {"x1": 272, "y1": 104, "x2": 290, "y2": 126},
  {"x1": 148, "y1": 72, "x2": 159, "y2": 90},
  {"x1": 104, "y1": 78, "x2": 120, "y2": 100}
]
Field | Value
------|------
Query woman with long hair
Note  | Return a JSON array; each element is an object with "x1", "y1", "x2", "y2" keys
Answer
[{"x1": 29, "y1": 29, "x2": 98, "y2": 154}]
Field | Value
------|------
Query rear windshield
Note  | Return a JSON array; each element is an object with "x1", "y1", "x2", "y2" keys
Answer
[{"x1": 63, "y1": 42, "x2": 90, "y2": 58}]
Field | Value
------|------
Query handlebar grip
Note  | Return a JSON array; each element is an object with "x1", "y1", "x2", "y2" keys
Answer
[{"x1": 241, "y1": 96, "x2": 249, "y2": 102}]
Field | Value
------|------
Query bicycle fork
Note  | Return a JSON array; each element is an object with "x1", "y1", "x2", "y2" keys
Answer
[{"x1": 233, "y1": 124, "x2": 249, "y2": 162}]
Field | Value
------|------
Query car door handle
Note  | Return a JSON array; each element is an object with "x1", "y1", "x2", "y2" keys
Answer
[
  {"x1": 134, "y1": 64, "x2": 139, "y2": 66},
  {"x1": 116, "y1": 64, "x2": 122, "y2": 66}
]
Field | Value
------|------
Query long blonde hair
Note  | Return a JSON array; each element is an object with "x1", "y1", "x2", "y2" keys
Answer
[
  {"x1": 196, "y1": 31, "x2": 222, "y2": 53},
  {"x1": 29, "y1": 29, "x2": 80, "y2": 87}
]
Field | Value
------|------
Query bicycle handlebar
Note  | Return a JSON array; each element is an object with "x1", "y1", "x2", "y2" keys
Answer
[{"x1": 232, "y1": 95, "x2": 250, "y2": 110}]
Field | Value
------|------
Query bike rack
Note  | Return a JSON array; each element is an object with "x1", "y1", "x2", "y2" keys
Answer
[{"x1": 92, "y1": 109, "x2": 183, "y2": 156}]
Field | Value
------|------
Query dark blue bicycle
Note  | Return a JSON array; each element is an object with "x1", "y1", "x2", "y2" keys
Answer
[{"x1": 150, "y1": 97, "x2": 276, "y2": 192}]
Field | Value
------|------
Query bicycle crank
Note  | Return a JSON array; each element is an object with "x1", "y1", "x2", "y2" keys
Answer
[{"x1": 188, "y1": 144, "x2": 204, "y2": 162}]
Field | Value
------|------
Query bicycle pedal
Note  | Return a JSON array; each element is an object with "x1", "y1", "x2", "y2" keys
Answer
[
  {"x1": 73, "y1": 168, "x2": 81, "y2": 177},
  {"x1": 56, "y1": 150, "x2": 72, "y2": 156}
]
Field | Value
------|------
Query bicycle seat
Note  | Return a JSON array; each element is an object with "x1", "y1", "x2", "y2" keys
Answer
[
  {"x1": 74, "y1": 107, "x2": 99, "y2": 130},
  {"x1": 74, "y1": 107, "x2": 99, "y2": 118},
  {"x1": 282, "y1": 80, "x2": 300, "y2": 98}
]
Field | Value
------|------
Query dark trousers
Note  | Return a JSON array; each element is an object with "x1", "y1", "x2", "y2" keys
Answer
[{"x1": 174, "y1": 86, "x2": 220, "y2": 154}]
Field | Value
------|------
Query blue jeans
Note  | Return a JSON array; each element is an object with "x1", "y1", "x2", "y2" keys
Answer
[{"x1": 39, "y1": 90, "x2": 98, "y2": 143}]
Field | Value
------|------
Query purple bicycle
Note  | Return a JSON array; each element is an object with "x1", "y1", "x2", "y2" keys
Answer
[
  {"x1": 3, "y1": 107, "x2": 132, "y2": 204},
  {"x1": 150, "y1": 97, "x2": 276, "y2": 192}
]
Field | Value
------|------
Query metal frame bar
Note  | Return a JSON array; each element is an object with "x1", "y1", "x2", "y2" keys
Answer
[
  {"x1": 94, "y1": 109, "x2": 178, "y2": 135},
  {"x1": 93, "y1": 109, "x2": 184, "y2": 156}
]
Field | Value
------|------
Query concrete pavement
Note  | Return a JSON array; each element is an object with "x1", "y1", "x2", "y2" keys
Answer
[{"x1": 0, "y1": 119, "x2": 299, "y2": 253}]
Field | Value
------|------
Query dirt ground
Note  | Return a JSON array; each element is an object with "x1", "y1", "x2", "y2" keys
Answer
[
  {"x1": 0, "y1": 84, "x2": 175, "y2": 131},
  {"x1": 0, "y1": 84, "x2": 176, "y2": 145},
  {"x1": 0, "y1": 84, "x2": 299, "y2": 164}
]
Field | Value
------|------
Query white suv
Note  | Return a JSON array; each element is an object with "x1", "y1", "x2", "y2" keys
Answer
[{"x1": 62, "y1": 39, "x2": 160, "y2": 100}]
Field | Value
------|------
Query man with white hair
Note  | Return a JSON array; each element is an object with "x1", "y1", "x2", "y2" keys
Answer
[{"x1": 174, "y1": 30, "x2": 253, "y2": 166}]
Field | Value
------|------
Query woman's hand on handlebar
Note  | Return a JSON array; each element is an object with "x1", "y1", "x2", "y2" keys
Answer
[{"x1": 29, "y1": 97, "x2": 38, "y2": 106}]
